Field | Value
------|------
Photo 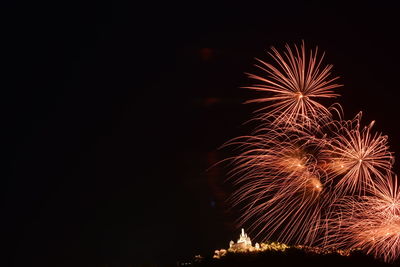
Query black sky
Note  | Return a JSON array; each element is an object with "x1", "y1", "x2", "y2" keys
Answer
[{"x1": 3, "y1": 1, "x2": 400, "y2": 266}]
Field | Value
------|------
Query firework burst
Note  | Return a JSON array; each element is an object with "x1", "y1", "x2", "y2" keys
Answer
[
  {"x1": 326, "y1": 175, "x2": 400, "y2": 262},
  {"x1": 223, "y1": 41, "x2": 399, "y2": 262},
  {"x1": 245, "y1": 42, "x2": 342, "y2": 126},
  {"x1": 226, "y1": 124, "x2": 333, "y2": 246},
  {"x1": 320, "y1": 113, "x2": 393, "y2": 196}
]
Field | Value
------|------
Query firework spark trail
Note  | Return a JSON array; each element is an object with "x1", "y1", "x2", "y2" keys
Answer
[
  {"x1": 246, "y1": 169, "x2": 328, "y2": 245},
  {"x1": 224, "y1": 41, "x2": 398, "y2": 262},
  {"x1": 226, "y1": 123, "x2": 335, "y2": 246},
  {"x1": 324, "y1": 175, "x2": 400, "y2": 262},
  {"x1": 244, "y1": 42, "x2": 342, "y2": 127},
  {"x1": 320, "y1": 113, "x2": 393, "y2": 196}
]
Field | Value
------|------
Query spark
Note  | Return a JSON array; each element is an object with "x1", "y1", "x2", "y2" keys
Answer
[
  {"x1": 320, "y1": 113, "x2": 393, "y2": 196},
  {"x1": 223, "y1": 42, "x2": 398, "y2": 262},
  {"x1": 325, "y1": 176, "x2": 400, "y2": 262},
  {"x1": 244, "y1": 41, "x2": 342, "y2": 127}
]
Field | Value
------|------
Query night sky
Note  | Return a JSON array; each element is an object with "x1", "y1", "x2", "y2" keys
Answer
[{"x1": 3, "y1": 1, "x2": 400, "y2": 266}]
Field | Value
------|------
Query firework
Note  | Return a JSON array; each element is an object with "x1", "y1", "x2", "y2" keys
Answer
[
  {"x1": 320, "y1": 113, "x2": 393, "y2": 196},
  {"x1": 226, "y1": 124, "x2": 332, "y2": 246},
  {"x1": 223, "y1": 41, "x2": 399, "y2": 262},
  {"x1": 244, "y1": 41, "x2": 342, "y2": 126},
  {"x1": 326, "y1": 175, "x2": 400, "y2": 262}
]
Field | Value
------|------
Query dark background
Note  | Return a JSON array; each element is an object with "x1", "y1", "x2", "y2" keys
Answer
[{"x1": 2, "y1": 1, "x2": 400, "y2": 266}]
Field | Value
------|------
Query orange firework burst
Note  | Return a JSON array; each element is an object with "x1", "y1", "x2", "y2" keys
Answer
[
  {"x1": 326, "y1": 175, "x2": 400, "y2": 262},
  {"x1": 226, "y1": 124, "x2": 333, "y2": 246},
  {"x1": 320, "y1": 113, "x2": 393, "y2": 196},
  {"x1": 245, "y1": 41, "x2": 342, "y2": 126},
  {"x1": 222, "y1": 41, "x2": 400, "y2": 262}
]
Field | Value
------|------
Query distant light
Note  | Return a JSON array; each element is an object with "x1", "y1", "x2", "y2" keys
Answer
[
  {"x1": 204, "y1": 97, "x2": 219, "y2": 106},
  {"x1": 210, "y1": 200, "x2": 216, "y2": 208},
  {"x1": 200, "y1": 48, "x2": 213, "y2": 61}
]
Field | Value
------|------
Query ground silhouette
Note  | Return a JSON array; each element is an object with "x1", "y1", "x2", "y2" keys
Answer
[{"x1": 189, "y1": 246, "x2": 393, "y2": 267}]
